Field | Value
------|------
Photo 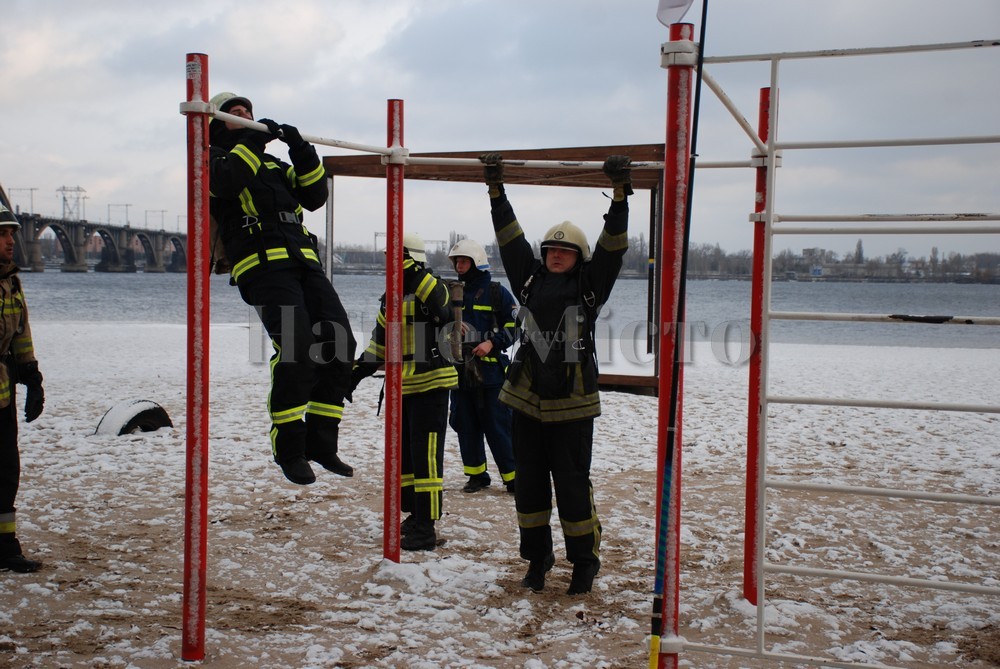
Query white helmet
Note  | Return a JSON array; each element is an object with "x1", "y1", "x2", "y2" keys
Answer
[
  {"x1": 210, "y1": 91, "x2": 253, "y2": 120},
  {"x1": 447, "y1": 239, "x2": 489, "y2": 270},
  {"x1": 0, "y1": 202, "x2": 19, "y2": 230},
  {"x1": 540, "y1": 220, "x2": 591, "y2": 262},
  {"x1": 403, "y1": 232, "x2": 426, "y2": 263}
]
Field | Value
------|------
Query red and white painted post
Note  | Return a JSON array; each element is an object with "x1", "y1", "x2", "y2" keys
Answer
[
  {"x1": 744, "y1": 87, "x2": 773, "y2": 606},
  {"x1": 652, "y1": 22, "x2": 696, "y2": 669},
  {"x1": 383, "y1": 99, "x2": 405, "y2": 562},
  {"x1": 181, "y1": 51, "x2": 211, "y2": 662}
]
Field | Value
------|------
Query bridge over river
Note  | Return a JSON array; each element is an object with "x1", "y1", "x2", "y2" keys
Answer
[{"x1": 14, "y1": 214, "x2": 187, "y2": 272}]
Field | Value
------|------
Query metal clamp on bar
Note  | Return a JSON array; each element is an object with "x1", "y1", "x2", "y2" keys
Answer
[
  {"x1": 382, "y1": 146, "x2": 411, "y2": 165},
  {"x1": 658, "y1": 635, "x2": 686, "y2": 654},
  {"x1": 750, "y1": 150, "x2": 781, "y2": 168},
  {"x1": 661, "y1": 40, "x2": 699, "y2": 67},
  {"x1": 179, "y1": 100, "x2": 212, "y2": 116}
]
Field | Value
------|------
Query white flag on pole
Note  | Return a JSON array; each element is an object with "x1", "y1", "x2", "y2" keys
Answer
[{"x1": 656, "y1": 0, "x2": 695, "y2": 27}]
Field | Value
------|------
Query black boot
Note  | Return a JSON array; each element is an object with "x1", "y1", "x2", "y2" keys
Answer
[
  {"x1": 521, "y1": 553, "x2": 555, "y2": 592},
  {"x1": 462, "y1": 475, "x2": 490, "y2": 493},
  {"x1": 309, "y1": 450, "x2": 354, "y2": 477},
  {"x1": 305, "y1": 414, "x2": 353, "y2": 477},
  {"x1": 272, "y1": 422, "x2": 315, "y2": 485},
  {"x1": 0, "y1": 554, "x2": 42, "y2": 573},
  {"x1": 400, "y1": 520, "x2": 436, "y2": 551},
  {"x1": 276, "y1": 455, "x2": 316, "y2": 485},
  {"x1": 400, "y1": 514, "x2": 417, "y2": 536},
  {"x1": 567, "y1": 560, "x2": 600, "y2": 595}
]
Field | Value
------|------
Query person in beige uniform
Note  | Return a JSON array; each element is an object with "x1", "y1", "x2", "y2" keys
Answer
[{"x1": 0, "y1": 201, "x2": 45, "y2": 573}]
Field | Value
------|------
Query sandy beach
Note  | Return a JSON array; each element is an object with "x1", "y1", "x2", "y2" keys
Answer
[{"x1": 0, "y1": 322, "x2": 996, "y2": 668}]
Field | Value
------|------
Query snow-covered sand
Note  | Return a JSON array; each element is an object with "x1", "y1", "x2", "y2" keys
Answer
[{"x1": 1, "y1": 322, "x2": 997, "y2": 668}]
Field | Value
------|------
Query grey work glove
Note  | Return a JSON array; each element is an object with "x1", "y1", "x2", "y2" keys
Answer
[
  {"x1": 479, "y1": 153, "x2": 504, "y2": 186},
  {"x1": 603, "y1": 155, "x2": 633, "y2": 197}
]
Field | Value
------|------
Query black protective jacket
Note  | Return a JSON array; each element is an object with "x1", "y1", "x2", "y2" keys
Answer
[
  {"x1": 489, "y1": 187, "x2": 628, "y2": 422},
  {"x1": 209, "y1": 130, "x2": 327, "y2": 284}
]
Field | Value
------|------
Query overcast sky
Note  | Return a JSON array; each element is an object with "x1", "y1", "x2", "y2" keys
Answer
[{"x1": 3, "y1": 0, "x2": 998, "y2": 261}]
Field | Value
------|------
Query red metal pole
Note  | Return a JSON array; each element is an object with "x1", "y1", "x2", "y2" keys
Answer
[
  {"x1": 654, "y1": 21, "x2": 695, "y2": 669},
  {"x1": 743, "y1": 87, "x2": 772, "y2": 605},
  {"x1": 182, "y1": 51, "x2": 210, "y2": 661},
  {"x1": 383, "y1": 99, "x2": 404, "y2": 562}
]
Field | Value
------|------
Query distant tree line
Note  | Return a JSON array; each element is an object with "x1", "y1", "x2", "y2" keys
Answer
[{"x1": 328, "y1": 235, "x2": 999, "y2": 284}]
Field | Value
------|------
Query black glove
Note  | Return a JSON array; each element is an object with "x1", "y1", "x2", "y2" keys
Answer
[
  {"x1": 278, "y1": 124, "x2": 306, "y2": 149},
  {"x1": 603, "y1": 155, "x2": 633, "y2": 196},
  {"x1": 479, "y1": 153, "x2": 504, "y2": 186},
  {"x1": 18, "y1": 361, "x2": 44, "y2": 423},
  {"x1": 259, "y1": 118, "x2": 306, "y2": 150}
]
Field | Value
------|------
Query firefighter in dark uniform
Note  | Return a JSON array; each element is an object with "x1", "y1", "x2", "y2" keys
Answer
[
  {"x1": 351, "y1": 234, "x2": 458, "y2": 551},
  {"x1": 446, "y1": 239, "x2": 518, "y2": 494},
  {"x1": 0, "y1": 202, "x2": 45, "y2": 573},
  {"x1": 479, "y1": 152, "x2": 631, "y2": 595},
  {"x1": 209, "y1": 92, "x2": 356, "y2": 486}
]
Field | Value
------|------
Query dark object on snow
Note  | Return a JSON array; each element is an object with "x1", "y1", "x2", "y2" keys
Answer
[{"x1": 95, "y1": 400, "x2": 173, "y2": 436}]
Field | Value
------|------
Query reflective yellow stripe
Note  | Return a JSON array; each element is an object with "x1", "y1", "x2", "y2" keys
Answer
[
  {"x1": 297, "y1": 164, "x2": 326, "y2": 187},
  {"x1": 496, "y1": 219, "x2": 523, "y2": 247},
  {"x1": 231, "y1": 247, "x2": 319, "y2": 281},
  {"x1": 598, "y1": 228, "x2": 628, "y2": 252},
  {"x1": 472, "y1": 304, "x2": 492, "y2": 312},
  {"x1": 306, "y1": 402, "x2": 343, "y2": 420},
  {"x1": 270, "y1": 405, "x2": 306, "y2": 424},
  {"x1": 231, "y1": 144, "x2": 261, "y2": 172},
  {"x1": 518, "y1": 508, "x2": 552, "y2": 529},
  {"x1": 414, "y1": 273, "x2": 435, "y2": 303},
  {"x1": 464, "y1": 463, "x2": 488, "y2": 476}
]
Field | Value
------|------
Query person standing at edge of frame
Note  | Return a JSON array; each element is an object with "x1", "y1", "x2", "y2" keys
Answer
[
  {"x1": 478, "y1": 152, "x2": 632, "y2": 595},
  {"x1": 446, "y1": 238, "x2": 518, "y2": 495},
  {"x1": 208, "y1": 92, "x2": 356, "y2": 486},
  {"x1": 0, "y1": 201, "x2": 45, "y2": 573},
  {"x1": 350, "y1": 233, "x2": 458, "y2": 551}
]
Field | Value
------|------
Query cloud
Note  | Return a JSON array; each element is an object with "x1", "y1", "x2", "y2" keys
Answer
[{"x1": 3, "y1": 0, "x2": 998, "y2": 259}]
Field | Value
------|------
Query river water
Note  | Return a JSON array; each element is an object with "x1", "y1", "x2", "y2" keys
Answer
[{"x1": 21, "y1": 271, "x2": 1000, "y2": 349}]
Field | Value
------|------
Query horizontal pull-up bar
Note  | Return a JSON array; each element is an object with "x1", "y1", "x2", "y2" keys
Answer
[
  {"x1": 777, "y1": 134, "x2": 1000, "y2": 150},
  {"x1": 179, "y1": 100, "x2": 392, "y2": 155},
  {"x1": 703, "y1": 37, "x2": 1000, "y2": 65},
  {"x1": 771, "y1": 225, "x2": 1000, "y2": 235}
]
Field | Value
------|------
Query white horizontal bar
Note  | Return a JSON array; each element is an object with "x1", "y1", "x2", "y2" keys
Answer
[
  {"x1": 767, "y1": 479, "x2": 1000, "y2": 506},
  {"x1": 777, "y1": 134, "x2": 1000, "y2": 150},
  {"x1": 768, "y1": 311, "x2": 1000, "y2": 326},
  {"x1": 765, "y1": 563, "x2": 1000, "y2": 597},
  {"x1": 773, "y1": 213, "x2": 1000, "y2": 222},
  {"x1": 703, "y1": 38, "x2": 1000, "y2": 64},
  {"x1": 767, "y1": 395, "x2": 1000, "y2": 414},
  {"x1": 212, "y1": 110, "x2": 391, "y2": 155},
  {"x1": 696, "y1": 160, "x2": 754, "y2": 169},
  {"x1": 771, "y1": 225, "x2": 1000, "y2": 235},
  {"x1": 402, "y1": 156, "x2": 665, "y2": 170},
  {"x1": 682, "y1": 642, "x2": 899, "y2": 669}
]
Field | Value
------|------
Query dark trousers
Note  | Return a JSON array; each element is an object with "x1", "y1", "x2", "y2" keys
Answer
[
  {"x1": 0, "y1": 395, "x2": 22, "y2": 557},
  {"x1": 401, "y1": 390, "x2": 448, "y2": 522},
  {"x1": 238, "y1": 264, "x2": 357, "y2": 462},
  {"x1": 512, "y1": 413, "x2": 601, "y2": 566},
  {"x1": 449, "y1": 386, "x2": 515, "y2": 483}
]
